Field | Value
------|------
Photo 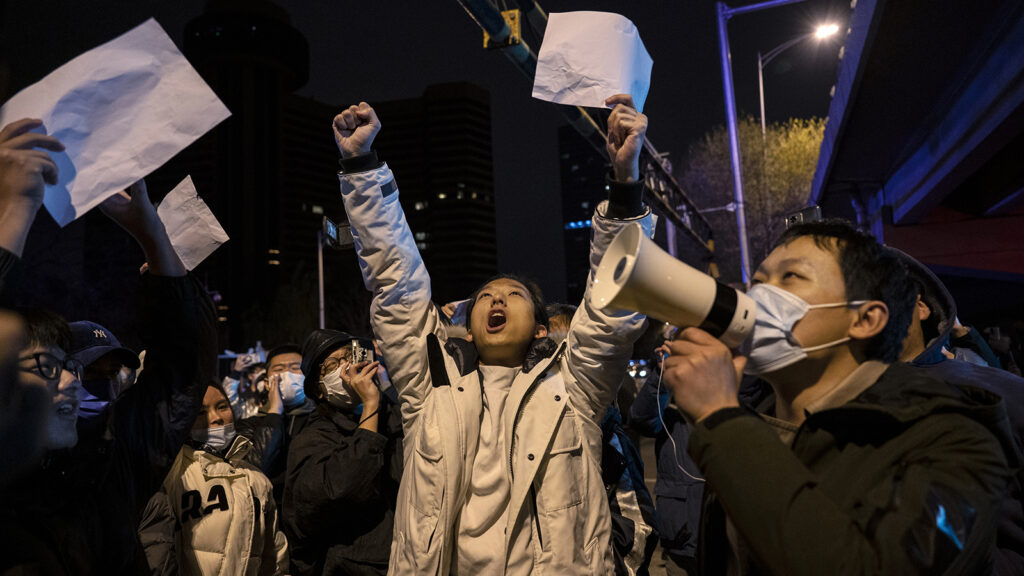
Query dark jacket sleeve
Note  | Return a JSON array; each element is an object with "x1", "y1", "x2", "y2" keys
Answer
[
  {"x1": 236, "y1": 413, "x2": 285, "y2": 475},
  {"x1": 629, "y1": 376, "x2": 668, "y2": 437},
  {"x1": 284, "y1": 418, "x2": 389, "y2": 535},
  {"x1": 110, "y1": 273, "x2": 217, "y2": 508},
  {"x1": 0, "y1": 247, "x2": 16, "y2": 296},
  {"x1": 951, "y1": 327, "x2": 1002, "y2": 369},
  {"x1": 689, "y1": 411, "x2": 1009, "y2": 575}
]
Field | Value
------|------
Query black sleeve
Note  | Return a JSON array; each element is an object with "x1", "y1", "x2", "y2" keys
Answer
[
  {"x1": 283, "y1": 420, "x2": 389, "y2": 536},
  {"x1": 338, "y1": 150, "x2": 382, "y2": 174},
  {"x1": 236, "y1": 413, "x2": 285, "y2": 474},
  {"x1": 0, "y1": 248, "x2": 17, "y2": 296},
  {"x1": 604, "y1": 174, "x2": 646, "y2": 219},
  {"x1": 111, "y1": 273, "x2": 217, "y2": 509}
]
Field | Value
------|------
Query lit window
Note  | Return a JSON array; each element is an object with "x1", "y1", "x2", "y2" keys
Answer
[
  {"x1": 458, "y1": 182, "x2": 466, "y2": 189},
  {"x1": 457, "y1": 191, "x2": 465, "y2": 200},
  {"x1": 471, "y1": 192, "x2": 478, "y2": 199},
  {"x1": 581, "y1": 201, "x2": 590, "y2": 209},
  {"x1": 312, "y1": 205, "x2": 324, "y2": 215},
  {"x1": 417, "y1": 242, "x2": 429, "y2": 251},
  {"x1": 414, "y1": 201, "x2": 427, "y2": 211},
  {"x1": 438, "y1": 192, "x2": 447, "y2": 200},
  {"x1": 415, "y1": 232, "x2": 428, "y2": 240}
]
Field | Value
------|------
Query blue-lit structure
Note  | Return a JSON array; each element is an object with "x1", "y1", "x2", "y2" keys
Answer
[{"x1": 811, "y1": 0, "x2": 1024, "y2": 324}]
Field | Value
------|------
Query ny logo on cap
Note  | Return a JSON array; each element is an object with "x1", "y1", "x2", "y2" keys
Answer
[{"x1": 93, "y1": 329, "x2": 107, "y2": 339}]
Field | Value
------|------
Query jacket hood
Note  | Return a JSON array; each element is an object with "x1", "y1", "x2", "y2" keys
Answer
[
  {"x1": 812, "y1": 363, "x2": 1019, "y2": 469},
  {"x1": 888, "y1": 248, "x2": 956, "y2": 364}
]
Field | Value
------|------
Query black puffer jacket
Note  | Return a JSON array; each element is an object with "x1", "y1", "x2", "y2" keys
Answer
[
  {"x1": 692, "y1": 363, "x2": 1016, "y2": 576},
  {"x1": 282, "y1": 398, "x2": 403, "y2": 576},
  {"x1": 0, "y1": 273, "x2": 217, "y2": 575}
]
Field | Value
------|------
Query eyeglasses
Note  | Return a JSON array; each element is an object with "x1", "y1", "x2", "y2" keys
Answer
[
  {"x1": 320, "y1": 356, "x2": 352, "y2": 376},
  {"x1": 19, "y1": 351, "x2": 84, "y2": 381}
]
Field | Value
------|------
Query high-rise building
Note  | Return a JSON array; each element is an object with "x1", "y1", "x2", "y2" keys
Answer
[
  {"x1": 558, "y1": 125, "x2": 608, "y2": 304},
  {"x1": 371, "y1": 83, "x2": 498, "y2": 304},
  {"x1": 8, "y1": 2, "x2": 499, "y2": 351}
]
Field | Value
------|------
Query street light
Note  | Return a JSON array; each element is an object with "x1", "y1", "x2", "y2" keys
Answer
[
  {"x1": 758, "y1": 23, "x2": 840, "y2": 140},
  {"x1": 717, "y1": 0, "x2": 810, "y2": 287}
]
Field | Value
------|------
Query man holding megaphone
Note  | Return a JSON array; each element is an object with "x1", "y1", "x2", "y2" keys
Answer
[{"x1": 602, "y1": 221, "x2": 1013, "y2": 573}]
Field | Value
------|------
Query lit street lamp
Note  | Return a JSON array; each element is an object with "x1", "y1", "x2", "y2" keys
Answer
[{"x1": 758, "y1": 23, "x2": 840, "y2": 141}]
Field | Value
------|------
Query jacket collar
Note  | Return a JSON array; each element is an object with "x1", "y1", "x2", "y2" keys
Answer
[{"x1": 444, "y1": 336, "x2": 559, "y2": 376}]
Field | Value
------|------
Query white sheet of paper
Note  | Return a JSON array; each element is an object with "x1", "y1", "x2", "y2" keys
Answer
[
  {"x1": 157, "y1": 175, "x2": 229, "y2": 271},
  {"x1": 532, "y1": 12, "x2": 653, "y2": 113},
  {"x1": 0, "y1": 18, "x2": 231, "y2": 227}
]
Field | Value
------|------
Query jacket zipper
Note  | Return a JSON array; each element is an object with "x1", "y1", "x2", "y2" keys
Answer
[{"x1": 507, "y1": 345, "x2": 565, "y2": 479}]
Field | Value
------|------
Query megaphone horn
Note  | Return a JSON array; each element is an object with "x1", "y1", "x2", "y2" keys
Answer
[{"x1": 592, "y1": 224, "x2": 756, "y2": 349}]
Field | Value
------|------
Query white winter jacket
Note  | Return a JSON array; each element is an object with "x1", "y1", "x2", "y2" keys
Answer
[
  {"x1": 338, "y1": 163, "x2": 652, "y2": 575},
  {"x1": 138, "y1": 436, "x2": 290, "y2": 575}
]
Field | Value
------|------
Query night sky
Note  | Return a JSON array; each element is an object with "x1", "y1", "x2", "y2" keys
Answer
[{"x1": 2, "y1": 0, "x2": 849, "y2": 300}]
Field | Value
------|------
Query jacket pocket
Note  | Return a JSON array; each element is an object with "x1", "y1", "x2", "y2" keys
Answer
[
  {"x1": 534, "y1": 413, "x2": 584, "y2": 513},
  {"x1": 410, "y1": 423, "x2": 445, "y2": 517}
]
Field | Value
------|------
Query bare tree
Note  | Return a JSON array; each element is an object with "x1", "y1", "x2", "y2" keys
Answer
[{"x1": 680, "y1": 116, "x2": 825, "y2": 283}]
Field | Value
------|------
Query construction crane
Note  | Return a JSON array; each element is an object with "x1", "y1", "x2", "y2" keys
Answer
[{"x1": 456, "y1": 0, "x2": 715, "y2": 264}]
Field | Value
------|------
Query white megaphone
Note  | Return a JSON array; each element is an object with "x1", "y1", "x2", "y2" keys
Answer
[{"x1": 592, "y1": 224, "x2": 756, "y2": 349}]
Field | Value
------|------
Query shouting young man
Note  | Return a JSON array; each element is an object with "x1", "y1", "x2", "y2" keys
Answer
[
  {"x1": 662, "y1": 220, "x2": 1015, "y2": 574},
  {"x1": 333, "y1": 95, "x2": 651, "y2": 574}
]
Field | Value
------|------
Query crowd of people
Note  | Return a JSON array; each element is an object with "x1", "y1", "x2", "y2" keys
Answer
[{"x1": 1, "y1": 90, "x2": 1022, "y2": 576}]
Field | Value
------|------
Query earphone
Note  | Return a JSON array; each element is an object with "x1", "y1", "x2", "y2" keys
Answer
[{"x1": 655, "y1": 351, "x2": 705, "y2": 483}]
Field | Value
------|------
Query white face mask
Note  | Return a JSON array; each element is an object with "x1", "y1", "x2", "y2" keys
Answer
[
  {"x1": 278, "y1": 372, "x2": 306, "y2": 407},
  {"x1": 320, "y1": 367, "x2": 360, "y2": 410},
  {"x1": 190, "y1": 423, "x2": 236, "y2": 452},
  {"x1": 743, "y1": 283, "x2": 866, "y2": 375}
]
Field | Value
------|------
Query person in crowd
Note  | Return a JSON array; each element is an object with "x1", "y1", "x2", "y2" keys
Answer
[
  {"x1": 0, "y1": 118, "x2": 63, "y2": 492},
  {"x1": 895, "y1": 247, "x2": 1024, "y2": 574},
  {"x1": 630, "y1": 346, "x2": 703, "y2": 576},
  {"x1": 661, "y1": 219, "x2": 1015, "y2": 574},
  {"x1": 139, "y1": 380, "x2": 289, "y2": 575},
  {"x1": 332, "y1": 93, "x2": 651, "y2": 574},
  {"x1": 0, "y1": 309, "x2": 49, "y2": 490},
  {"x1": 68, "y1": 320, "x2": 141, "y2": 436},
  {"x1": 223, "y1": 352, "x2": 268, "y2": 421},
  {"x1": 261, "y1": 343, "x2": 317, "y2": 505},
  {"x1": 0, "y1": 118, "x2": 217, "y2": 572},
  {"x1": 282, "y1": 330, "x2": 403, "y2": 575}
]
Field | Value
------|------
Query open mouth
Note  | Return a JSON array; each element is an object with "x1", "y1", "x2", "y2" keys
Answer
[{"x1": 486, "y1": 309, "x2": 507, "y2": 333}]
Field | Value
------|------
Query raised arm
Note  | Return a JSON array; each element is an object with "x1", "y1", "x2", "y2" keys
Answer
[
  {"x1": 564, "y1": 94, "x2": 653, "y2": 424},
  {"x1": 333, "y1": 102, "x2": 445, "y2": 428},
  {"x1": 99, "y1": 180, "x2": 216, "y2": 503},
  {"x1": 0, "y1": 118, "x2": 63, "y2": 288}
]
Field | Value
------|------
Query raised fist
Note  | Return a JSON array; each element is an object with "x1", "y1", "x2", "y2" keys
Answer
[
  {"x1": 333, "y1": 102, "x2": 381, "y2": 159},
  {"x1": 604, "y1": 94, "x2": 648, "y2": 183}
]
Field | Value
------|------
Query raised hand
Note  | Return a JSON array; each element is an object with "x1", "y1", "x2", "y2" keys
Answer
[
  {"x1": 264, "y1": 373, "x2": 284, "y2": 415},
  {"x1": 604, "y1": 94, "x2": 648, "y2": 183},
  {"x1": 0, "y1": 118, "x2": 65, "y2": 256},
  {"x1": 333, "y1": 102, "x2": 381, "y2": 159},
  {"x1": 340, "y1": 360, "x2": 382, "y2": 411},
  {"x1": 100, "y1": 180, "x2": 186, "y2": 277},
  {"x1": 662, "y1": 327, "x2": 745, "y2": 423}
]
